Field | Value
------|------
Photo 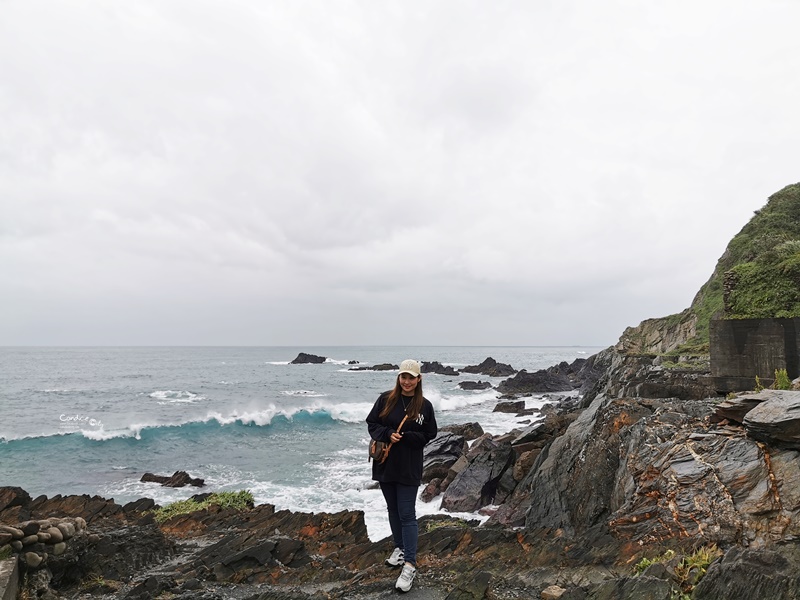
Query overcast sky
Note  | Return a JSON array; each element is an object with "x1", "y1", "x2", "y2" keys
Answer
[{"x1": 2, "y1": 1, "x2": 799, "y2": 347}]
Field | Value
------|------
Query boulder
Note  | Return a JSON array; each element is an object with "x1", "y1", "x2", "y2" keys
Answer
[
  {"x1": 493, "y1": 400, "x2": 525, "y2": 413},
  {"x1": 461, "y1": 357, "x2": 517, "y2": 377},
  {"x1": 289, "y1": 352, "x2": 327, "y2": 364},
  {"x1": 563, "y1": 576, "x2": 672, "y2": 600},
  {"x1": 440, "y1": 422, "x2": 484, "y2": 441},
  {"x1": 440, "y1": 437, "x2": 514, "y2": 512},
  {"x1": 712, "y1": 394, "x2": 765, "y2": 424},
  {"x1": 421, "y1": 478, "x2": 444, "y2": 502},
  {"x1": 512, "y1": 450, "x2": 539, "y2": 482},
  {"x1": 743, "y1": 390, "x2": 800, "y2": 450},
  {"x1": 692, "y1": 547, "x2": 800, "y2": 600},
  {"x1": 541, "y1": 584, "x2": 567, "y2": 600},
  {"x1": 422, "y1": 433, "x2": 467, "y2": 482}
]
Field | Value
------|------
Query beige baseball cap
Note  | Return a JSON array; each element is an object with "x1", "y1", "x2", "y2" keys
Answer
[{"x1": 398, "y1": 359, "x2": 421, "y2": 377}]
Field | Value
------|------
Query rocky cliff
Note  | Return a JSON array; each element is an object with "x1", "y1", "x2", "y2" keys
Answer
[{"x1": 616, "y1": 182, "x2": 800, "y2": 358}]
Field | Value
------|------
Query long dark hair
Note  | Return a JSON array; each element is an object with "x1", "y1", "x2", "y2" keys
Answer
[{"x1": 379, "y1": 375, "x2": 424, "y2": 421}]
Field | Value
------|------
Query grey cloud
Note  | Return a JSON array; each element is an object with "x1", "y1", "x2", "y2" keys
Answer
[{"x1": 2, "y1": 0, "x2": 800, "y2": 346}]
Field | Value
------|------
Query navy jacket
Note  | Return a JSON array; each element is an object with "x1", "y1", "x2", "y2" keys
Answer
[{"x1": 366, "y1": 391, "x2": 437, "y2": 486}]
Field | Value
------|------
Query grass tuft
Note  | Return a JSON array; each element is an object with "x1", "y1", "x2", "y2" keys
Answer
[{"x1": 149, "y1": 490, "x2": 254, "y2": 523}]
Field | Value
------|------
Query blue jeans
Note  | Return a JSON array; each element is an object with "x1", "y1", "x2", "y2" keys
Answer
[{"x1": 379, "y1": 482, "x2": 419, "y2": 565}]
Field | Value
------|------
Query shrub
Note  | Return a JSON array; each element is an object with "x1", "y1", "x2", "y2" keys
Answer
[
  {"x1": 633, "y1": 544, "x2": 722, "y2": 599},
  {"x1": 774, "y1": 368, "x2": 792, "y2": 390},
  {"x1": 634, "y1": 549, "x2": 676, "y2": 575},
  {"x1": 150, "y1": 490, "x2": 254, "y2": 523}
]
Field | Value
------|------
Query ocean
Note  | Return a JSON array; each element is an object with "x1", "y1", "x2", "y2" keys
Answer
[{"x1": 0, "y1": 346, "x2": 604, "y2": 541}]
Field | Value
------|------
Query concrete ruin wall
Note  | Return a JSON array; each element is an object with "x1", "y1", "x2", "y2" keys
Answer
[{"x1": 710, "y1": 318, "x2": 800, "y2": 392}]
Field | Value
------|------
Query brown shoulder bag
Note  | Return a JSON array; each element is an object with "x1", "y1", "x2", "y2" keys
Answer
[{"x1": 369, "y1": 414, "x2": 409, "y2": 464}]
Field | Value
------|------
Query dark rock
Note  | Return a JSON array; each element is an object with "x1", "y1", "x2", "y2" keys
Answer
[
  {"x1": 444, "y1": 570, "x2": 492, "y2": 599},
  {"x1": 348, "y1": 363, "x2": 398, "y2": 371},
  {"x1": 423, "y1": 432, "x2": 467, "y2": 482},
  {"x1": 742, "y1": 390, "x2": 800, "y2": 450},
  {"x1": 125, "y1": 574, "x2": 177, "y2": 599},
  {"x1": 440, "y1": 422, "x2": 484, "y2": 441},
  {"x1": 692, "y1": 547, "x2": 800, "y2": 600},
  {"x1": 461, "y1": 357, "x2": 517, "y2": 377},
  {"x1": 510, "y1": 410, "x2": 580, "y2": 453},
  {"x1": 140, "y1": 471, "x2": 205, "y2": 488},
  {"x1": 0, "y1": 492, "x2": 127, "y2": 525},
  {"x1": 581, "y1": 350, "x2": 718, "y2": 405},
  {"x1": 458, "y1": 380, "x2": 492, "y2": 390},
  {"x1": 512, "y1": 449, "x2": 539, "y2": 481},
  {"x1": 563, "y1": 576, "x2": 672, "y2": 600},
  {"x1": 123, "y1": 498, "x2": 156, "y2": 513},
  {"x1": 422, "y1": 361, "x2": 460, "y2": 376},
  {"x1": 289, "y1": 352, "x2": 326, "y2": 364},
  {"x1": 440, "y1": 437, "x2": 514, "y2": 512},
  {"x1": 493, "y1": 400, "x2": 525, "y2": 413},
  {"x1": 421, "y1": 478, "x2": 443, "y2": 502},
  {"x1": 576, "y1": 349, "x2": 615, "y2": 396},
  {"x1": 20, "y1": 521, "x2": 40, "y2": 536},
  {"x1": 181, "y1": 577, "x2": 202, "y2": 591},
  {"x1": 0, "y1": 487, "x2": 31, "y2": 514},
  {"x1": 712, "y1": 395, "x2": 764, "y2": 424},
  {"x1": 496, "y1": 367, "x2": 574, "y2": 395}
]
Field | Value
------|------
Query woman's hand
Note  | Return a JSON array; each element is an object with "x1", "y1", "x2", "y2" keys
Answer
[{"x1": 390, "y1": 431, "x2": 403, "y2": 443}]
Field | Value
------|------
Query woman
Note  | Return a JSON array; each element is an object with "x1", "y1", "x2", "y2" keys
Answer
[{"x1": 366, "y1": 358, "x2": 437, "y2": 593}]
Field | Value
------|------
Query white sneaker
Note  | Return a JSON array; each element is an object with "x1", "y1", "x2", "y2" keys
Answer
[
  {"x1": 385, "y1": 547, "x2": 404, "y2": 567},
  {"x1": 395, "y1": 563, "x2": 416, "y2": 592}
]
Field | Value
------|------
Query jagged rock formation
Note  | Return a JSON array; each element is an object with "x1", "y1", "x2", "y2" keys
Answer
[
  {"x1": 421, "y1": 361, "x2": 460, "y2": 376},
  {"x1": 581, "y1": 350, "x2": 718, "y2": 406},
  {"x1": 461, "y1": 357, "x2": 517, "y2": 377},
  {"x1": 615, "y1": 308, "x2": 698, "y2": 355},
  {"x1": 496, "y1": 356, "x2": 604, "y2": 396}
]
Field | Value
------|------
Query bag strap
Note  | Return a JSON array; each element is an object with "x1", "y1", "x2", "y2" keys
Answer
[
  {"x1": 381, "y1": 413, "x2": 410, "y2": 463},
  {"x1": 396, "y1": 414, "x2": 410, "y2": 433}
]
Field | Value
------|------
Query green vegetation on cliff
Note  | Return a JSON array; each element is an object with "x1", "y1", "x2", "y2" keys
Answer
[
  {"x1": 670, "y1": 182, "x2": 800, "y2": 354},
  {"x1": 679, "y1": 182, "x2": 800, "y2": 352},
  {"x1": 628, "y1": 183, "x2": 800, "y2": 357}
]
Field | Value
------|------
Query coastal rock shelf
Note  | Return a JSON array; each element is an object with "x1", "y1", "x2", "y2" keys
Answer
[{"x1": 7, "y1": 393, "x2": 800, "y2": 598}]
